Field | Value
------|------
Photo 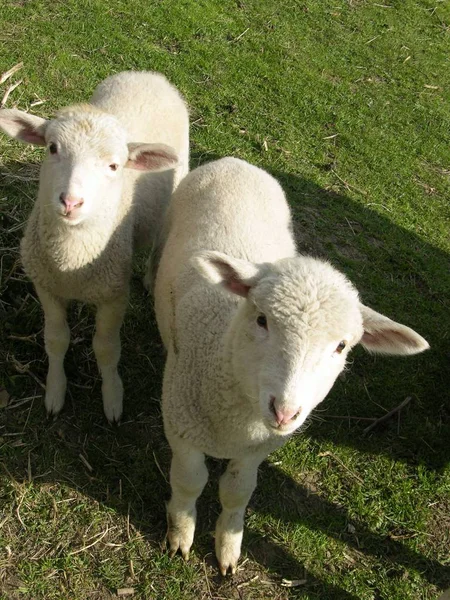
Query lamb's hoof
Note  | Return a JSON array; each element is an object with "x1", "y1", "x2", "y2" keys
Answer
[
  {"x1": 102, "y1": 379, "x2": 123, "y2": 424},
  {"x1": 215, "y1": 535, "x2": 241, "y2": 577},
  {"x1": 104, "y1": 407, "x2": 122, "y2": 425},
  {"x1": 168, "y1": 546, "x2": 190, "y2": 561},
  {"x1": 46, "y1": 409, "x2": 60, "y2": 422},
  {"x1": 167, "y1": 539, "x2": 191, "y2": 562},
  {"x1": 218, "y1": 562, "x2": 237, "y2": 577},
  {"x1": 166, "y1": 529, "x2": 192, "y2": 562},
  {"x1": 106, "y1": 411, "x2": 122, "y2": 426},
  {"x1": 44, "y1": 391, "x2": 65, "y2": 419}
]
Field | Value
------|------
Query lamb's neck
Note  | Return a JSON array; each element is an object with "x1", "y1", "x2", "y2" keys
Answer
[
  {"x1": 219, "y1": 308, "x2": 256, "y2": 410},
  {"x1": 37, "y1": 192, "x2": 131, "y2": 272},
  {"x1": 207, "y1": 314, "x2": 281, "y2": 454}
]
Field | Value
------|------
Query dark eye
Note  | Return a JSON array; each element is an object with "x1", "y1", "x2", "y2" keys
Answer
[
  {"x1": 256, "y1": 314, "x2": 267, "y2": 329},
  {"x1": 109, "y1": 163, "x2": 119, "y2": 172},
  {"x1": 335, "y1": 341, "x2": 347, "y2": 354},
  {"x1": 49, "y1": 143, "x2": 57, "y2": 155}
]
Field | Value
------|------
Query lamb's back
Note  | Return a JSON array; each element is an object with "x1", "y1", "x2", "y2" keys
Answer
[
  {"x1": 90, "y1": 71, "x2": 189, "y2": 163},
  {"x1": 155, "y1": 157, "x2": 296, "y2": 349},
  {"x1": 168, "y1": 158, "x2": 294, "y2": 261}
]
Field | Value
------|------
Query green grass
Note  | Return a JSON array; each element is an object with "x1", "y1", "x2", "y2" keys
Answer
[{"x1": 1, "y1": 0, "x2": 449, "y2": 598}]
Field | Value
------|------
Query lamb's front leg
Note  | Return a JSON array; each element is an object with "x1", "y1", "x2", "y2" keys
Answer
[
  {"x1": 167, "y1": 441, "x2": 208, "y2": 560},
  {"x1": 215, "y1": 454, "x2": 264, "y2": 576},
  {"x1": 36, "y1": 285, "x2": 70, "y2": 417},
  {"x1": 93, "y1": 297, "x2": 127, "y2": 423}
]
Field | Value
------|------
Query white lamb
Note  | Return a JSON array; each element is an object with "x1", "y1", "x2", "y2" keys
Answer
[
  {"x1": 0, "y1": 71, "x2": 189, "y2": 422},
  {"x1": 153, "y1": 157, "x2": 429, "y2": 575}
]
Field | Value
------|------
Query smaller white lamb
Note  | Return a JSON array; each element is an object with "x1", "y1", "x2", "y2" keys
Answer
[
  {"x1": 0, "y1": 71, "x2": 189, "y2": 422},
  {"x1": 153, "y1": 157, "x2": 429, "y2": 575}
]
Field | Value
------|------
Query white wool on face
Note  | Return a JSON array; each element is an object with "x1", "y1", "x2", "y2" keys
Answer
[
  {"x1": 232, "y1": 256, "x2": 364, "y2": 436},
  {"x1": 41, "y1": 109, "x2": 129, "y2": 227}
]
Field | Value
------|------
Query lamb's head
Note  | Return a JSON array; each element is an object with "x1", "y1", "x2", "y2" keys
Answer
[
  {"x1": 0, "y1": 107, "x2": 178, "y2": 226},
  {"x1": 194, "y1": 251, "x2": 429, "y2": 436}
]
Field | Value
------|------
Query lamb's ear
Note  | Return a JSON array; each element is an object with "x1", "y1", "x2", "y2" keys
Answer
[
  {"x1": 126, "y1": 142, "x2": 178, "y2": 171},
  {"x1": 193, "y1": 251, "x2": 261, "y2": 298},
  {"x1": 359, "y1": 304, "x2": 429, "y2": 355},
  {"x1": 0, "y1": 109, "x2": 48, "y2": 145}
]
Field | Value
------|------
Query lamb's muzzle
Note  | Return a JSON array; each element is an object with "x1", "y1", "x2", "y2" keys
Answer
[
  {"x1": 269, "y1": 395, "x2": 301, "y2": 427},
  {"x1": 59, "y1": 192, "x2": 84, "y2": 218}
]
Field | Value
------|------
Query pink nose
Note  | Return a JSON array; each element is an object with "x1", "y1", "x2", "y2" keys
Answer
[
  {"x1": 270, "y1": 395, "x2": 301, "y2": 426},
  {"x1": 59, "y1": 192, "x2": 84, "y2": 214}
]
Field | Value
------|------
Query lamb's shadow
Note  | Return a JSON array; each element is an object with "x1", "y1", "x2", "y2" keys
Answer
[
  {"x1": 272, "y1": 167, "x2": 449, "y2": 474},
  {"x1": 253, "y1": 461, "x2": 450, "y2": 591},
  {"x1": 1, "y1": 155, "x2": 449, "y2": 596}
]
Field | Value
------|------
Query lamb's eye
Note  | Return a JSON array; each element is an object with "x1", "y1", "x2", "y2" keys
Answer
[
  {"x1": 335, "y1": 341, "x2": 347, "y2": 354},
  {"x1": 109, "y1": 163, "x2": 119, "y2": 172},
  {"x1": 49, "y1": 143, "x2": 58, "y2": 155},
  {"x1": 256, "y1": 314, "x2": 267, "y2": 329}
]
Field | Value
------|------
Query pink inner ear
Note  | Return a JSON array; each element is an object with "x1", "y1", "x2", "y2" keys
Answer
[
  {"x1": 134, "y1": 152, "x2": 165, "y2": 170},
  {"x1": 21, "y1": 129, "x2": 46, "y2": 145},
  {"x1": 362, "y1": 329, "x2": 409, "y2": 347},
  {"x1": 9, "y1": 117, "x2": 46, "y2": 145},
  {"x1": 227, "y1": 279, "x2": 251, "y2": 297},
  {"x1": 127, "y1": 148, "x2": 177, "y2": 171}
]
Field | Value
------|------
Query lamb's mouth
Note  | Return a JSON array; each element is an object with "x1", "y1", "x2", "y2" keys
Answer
[
  {"x1": 268, "y1": 409, "x2": 302, "y2": 432},
  {"x1": 60, "y1": 209, "x2": 83, "y2": 222}
]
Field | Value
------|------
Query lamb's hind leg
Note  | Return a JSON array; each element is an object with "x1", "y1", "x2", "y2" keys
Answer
[
  {"x1": 167, "y1": 439, "x2": 208, "y2": 560},
  {"x1": 93, "y1": 297, "x2": 127, "y2": 423},
  {"x1": 215, "y1": 454, "x2": 264, "y2": 576},
  {"x1": 36, "y1": 285, "x2": 70, "y2": 417}
]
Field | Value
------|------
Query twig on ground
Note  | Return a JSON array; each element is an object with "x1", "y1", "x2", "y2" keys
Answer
[
  {"x1": 345, "y1": 217, "x2": 357, "y2": 236},
  {"x1": 281, "y1": 578, "x2": 307, "y2": 587},
  {"x1": 230, "y1": 27, "x2": 249, "y2": 43},
  {"x1": 203, "y1": 558, "x2": 212, "y2": 597},
  {"x1": 2, "y1": 172, "x2": 40, "y2": 182},
  {"x1": 153, "y1": 450, "x2": 169, "y2": 484},
  {"x1": 1, "y1": 79, "x2": 23, "y2": 107},
  {"x1": 5, "y1": 394, "x2": 42, "y2": 410},
  {"x1": 126, "y1": 504, "x2": 131, "y2": 541},
  {"x1": 332, "y1": 169, "x2": 367, "y2": 196},
  {"x1": 68, "y1": 527, "x2": 110, "y2": 555},
  {"x1": 237, "y1": 575, "x2": 259, "y2": 588},
  {"x1": 0, "y1": 62, "x2": 23, "y2": 85},
  {"x1": 11, "y1": 356, "x2": 46, "y2": 390},
  {"x1": 117, "y1": 589, "x2": 135, "y2": 597},
  {"x1": 16, "y1": 490, "x2": 27, "y2": 530},
  {"x1": 30, "y1": 98, "x2": 46, "y2": 107},
  {"x1": 79, "y1": 453, "x2": 94, "y2": 472},
  {"x1": 363, "y1": 397, "x2": 412, "y2": 435},
  {"x1": 8, "y1": 333, "x2": 38, "y2": 343},
  {"x1": 27, "y1": 451, "x2": 32, "y2": 482},
  {"x1": 318, "y1": 451, "x2": 364, "y2": 484},
  {"x1": 22, "y1": 394, "x2": 35, "y2": 432},
  {"x1": 324, "y1": 414, "x2": 377, "y2": 422}
]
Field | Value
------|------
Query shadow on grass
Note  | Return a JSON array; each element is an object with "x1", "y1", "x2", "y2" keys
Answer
[{"x1": 1, "y1": 156, "x2": 449, "y2": 597}]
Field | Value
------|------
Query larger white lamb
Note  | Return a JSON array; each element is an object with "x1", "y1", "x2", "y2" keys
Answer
[
  {"x1": 0, "y1": 71, "x2": 189, "y2": 422},
  {"x1": 153, "y1": 157, "x2": 429, "y2": 575}
]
